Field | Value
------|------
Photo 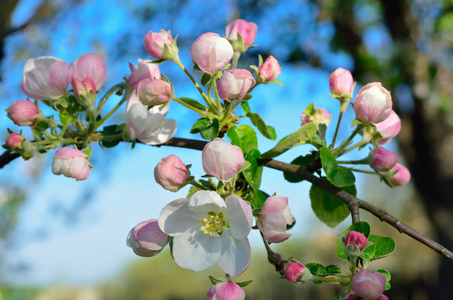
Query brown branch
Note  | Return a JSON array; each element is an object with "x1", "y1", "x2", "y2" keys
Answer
[
  {"x1": 259, "y1": 231, "x2": 287, "y2": 276},
  {"x1": 2, "y1": 136, "x2": 453, "y2": 262}
]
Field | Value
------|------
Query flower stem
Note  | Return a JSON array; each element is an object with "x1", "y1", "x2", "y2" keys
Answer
[
  {"x1": 95, "y1": 91, "x2": 130, "y2": 130},
  {"x1": 337, "y1": 158, "x2": 369, "y2": 165},
  {"x1": 331, "y1": 111, "x2": 344, "y2": 147},
  {"x1": 333, "y1": 124, "x2": 365, "y2": 157},
  {"x1": 348, "y1": 167, "x2": 376, "y2": 175},
  {"x1": 172, "y1": 97, "x2": 217, "y2": 119},
  {"x1": 211, "y1": 79, "x2": 224, "y2": 119},
  {"x1": 173, "y1": 57, "x2": 211, "y2": 106},
  {"x1": 232, "y1": 51, "x2": 240, "y2": 69}
]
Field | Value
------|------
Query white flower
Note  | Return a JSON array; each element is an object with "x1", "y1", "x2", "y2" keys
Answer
[
  {"x1": 158, "y1": 190, "x2": 253, "y2": 276},
  {"x1": 126, "y1": 91, "x2": 176, "y2": 145}
]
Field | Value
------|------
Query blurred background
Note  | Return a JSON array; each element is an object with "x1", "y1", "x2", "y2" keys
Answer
[{"x1": 0, "y1": 0, "x2": 452, "y2": 299}]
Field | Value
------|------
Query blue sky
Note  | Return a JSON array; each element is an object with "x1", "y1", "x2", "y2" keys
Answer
[{"x1": 0, "y1": 0, "x2": 398, "y2": 286}]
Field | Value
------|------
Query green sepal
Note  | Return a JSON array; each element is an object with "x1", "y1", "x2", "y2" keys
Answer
[
  {"x1": 201, "y1": 73, "x2": 212, "y2": 86},
  {"x1": 208, "y1": 275, "x2": 225, "y2": 285},
  {"x1": 236, "y1": 279, "x2": 253, "y2": 288}
]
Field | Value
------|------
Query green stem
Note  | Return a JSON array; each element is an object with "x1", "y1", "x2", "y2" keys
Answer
[
  {"x1": 173, "y1": 57, "x2": 211, "y2": 106},
  {"x1": 96, "y1": 82, "x2": 126, "y2": 116},
  {"x1": 337, "y1": 158, "x2": 369, "y2": 165},
  {"x1": 331, "y1": 111, "x2": 344, "y2": 147},
  {"x1": 348, "y1": 167, "x2": 376, "y2": 175},
  {"x1": 333, "y1": 124, "x2": 365, "y2": 157},
  {"x1": 312, "y1": 275, "x2": 351, "y2": 284},
  {"x1": 211, "y1": 78, "x2": 224, "y2": 119},
  {"x1": 188, "y1": 180, "x2": 211, "y2": 191},
  {"x1": 232, "y1": 51, "x2": 241, "y2": 69},
  {"x1": 95, "y1": 92, "x2": 129, "y2": 130},
  {"x1": 172, "y1": 97, "x2": 218, "y2": 119}
]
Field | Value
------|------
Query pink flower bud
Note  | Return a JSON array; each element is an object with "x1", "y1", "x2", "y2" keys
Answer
[
  {"x1": 127, "y1": 59, "x2": 161, "y2": 89},
  {"x1": 154, "y1": 155, "x2": 189, "y2": 191},
  {"x1": 352, "y1": 269, "x2": 386, "y2": 300},
  {"x1": 21, "y1": 56, "x2": 71, "y2": 100},
  {"x1": 329, "y1": 68, "x2": 354, "y2": 97},
  {"x1": 70, "y1": 53, "x2": 106, "y2": 91},
  {"x1": 226, "y1": 19, "x2": 258, "y2": 48},
  {"x1": 353, "y1": 82, "x2": 392, "y2": 124},
  {"x1": 345, "y1": 231, "x2": 367, "y2": 251},
  {"x1": 51, "y1": 147, "x2": 90, "y2": 181},
  {"x1": 258, "y1": 55, "x2": 281, "y2": 83},
  {"x1": 137, "y1": 79, "x2": 172, "y2": 106},
  {"x1": 202, "y1": 138, "x2": 244, "y2": 182},
  {"x1": 258, "y1": 196, "x2": 292, "y2": 243},
  {"x1": 71, "y1": 77, "x2": 97, "y2": 107},
  {"x1": 389, "y1": 162, "x2": 411, "y2": 186},
  {"x1": 7, "y1": 100, "x2": 40, "y2": 126},
  {"x1": 144, "y1": 29, "x2": 174, "y2": 60},
  {"x1": 5, "y1": 133, "x2": 24, "y2": 150},
  {"x1": 217, "y1": 69, "x2": 255, "y2": 102},
  {"x1": 207, "y1": 281, "x2": 245, "y2": 300},
  {"x1": 126, "y1": 219, "x2": 170, "y2": 257},
  {"x1": 285, "y1": 262, "x2": 306, "y2": 283},
  {"x1": 191, "y1": 33, "x2": 234, "y2": 75},
  {"x1": 301, "y1": 107, "x2": 332, "y2": 126},
  {"x1": 374, "y1": 110, "x2": 401, "y2": 145},
  {"x1": 369, "y1": 147, "x2": 399, "y2": 172}
]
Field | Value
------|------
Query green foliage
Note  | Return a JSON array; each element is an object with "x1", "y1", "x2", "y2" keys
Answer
[
  {"x1": 283, "y1": 154, "x2": 316, "y2": 183},
  {"x1": 241, "y1": 101, "x2": 276, "y2": 140},
  {"x1": 179, "y1": 97, "x2": 207, "y2": 111},
  {"x1": 243, "y1": 149, "x2": 263, "y2": 193},
  {"x1": 100, "y1": 124, "x2": 124, "y2": 148},
  {"x1": 305, "y1": 263, "x2": 344, "y2": 284},
  {"x1": 261, "y1": 122, "x2": 317, "y2": 159},
  {"x1": 376, "y1": 269, "x2": 392, "y2": 290},
  {"x1": 227, "y1": 124, "x2": 258, "y2": 155},
  {"x1": 335, "y1": 221, "x2": 371, "y2": 260},
  {"x1": 320, "y1": 147, "x2": 355, "y2": 187},
  {"x1": 310, "y1": 183, "x2": 356, "y2": 228},
  {"x1": 190, "y1": 117, "x2": 220, "y2": 140}
]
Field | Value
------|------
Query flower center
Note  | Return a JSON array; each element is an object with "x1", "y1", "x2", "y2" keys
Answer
[{"x1": 200, "y1": 211, "x2": 229, "y2": 237}]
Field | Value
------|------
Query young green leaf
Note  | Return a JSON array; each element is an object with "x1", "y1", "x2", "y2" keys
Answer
[
  {"x1": 227, "y1": 124, "x2": 258, "y2": 155},
  {"x1": 320, "y1": 147, "x2": 355, "y2": 187},
  {"x1": 283, "y1": 154, "x2": 316, "y2": 183},
  {"x1": 369, "y1": 235, "x2": 396, "y2": 260}
]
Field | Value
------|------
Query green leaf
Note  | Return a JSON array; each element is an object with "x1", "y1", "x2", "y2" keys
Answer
[
  {"x1": 243, "y1": 149, "x2": 263, "y2": 192},
  {"x1": 310, "y1": 182, "x2": 356, "y2": 228},
  {"x1": 376, "y1": 269, "x2": 391, "y2": 290},
  {"x1": 320, "y1": 147, "x2": 355, "y2": 187},
  {"x1": 190, "y1": 117, "x2": 220, "y2": 140},
  {"x1": 187, "y1": 185, "x2": 199, "y2": 198},
  {"x1": 200, "y1": 73, "x2": 211, "y2": 86},
  {"x1": 261, "y1": 122, "x2": 317, "y2": 159},
  {"x1": 335, "y1": 221, "x2": 371, "y2": 260},
  {"x1": 283, "y1": 154, "x2": 316, "y2": 183},
  {"x1": 305, "y1": 263, "x2": 327, "y2": 277},
  {"x1": 325, "y1": 265, "x2": 342, "y2": 275},
  {"x1": 245, "y1": 190, "x2": 269, "y2": 209},
  {"x1": 100, "y1": 124, "x2": 123, "y2": 148},
  {"x1": 227, "y1": 124, "x2": 258, "y2": 155},
  {"x1": 179, "y1": 97, "x2": 207, "y2": 111},
  {"x1": 369, "y1": 235, "x2": 396, "y2": 260},
  {"x1": 241, "y1": 102, "x2": 276, "y2": 140},
  {"x1": 360, "y1": 242, "x2": 376, "y2": 261}
]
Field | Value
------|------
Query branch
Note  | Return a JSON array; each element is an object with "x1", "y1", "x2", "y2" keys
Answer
[{"x1": 2, "y1": 136, "x2": 453, "y2": 262}]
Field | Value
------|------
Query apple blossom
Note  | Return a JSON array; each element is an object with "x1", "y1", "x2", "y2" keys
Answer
[
  {"x1": 154, "y1": 155, "x2": 189, "y2": 191},
  {"x1": 127, "y1": 59, "x2": 161, "y2": 89},
  {"x1": 284, "y1": 262, "x2": 307, "y2": 283},
  {"x1": 6, "y1": 100, "x2": 40, "y2": 126},
  {"x1": 202, "y1": 138, "x2": 244, "y2": 182},
  {"x1": 71, "y1": 76, "x2": 97, "y2": 107},
  {"x1": 207, "y1": 281, "x2": 245, "y2": 300},
  {"x1": 136, "y1": 78, "x2": 172, "y2": 106},
  {"x1": 51, "y1": 147, "x2": 90, "y2": 181},
  {"x1": 353, "y1": 82, "x2": 392, "y2": 124},
  {"x1": 225, "y1": 19, "x2": 258, "y2": 52},
  {"x1": 158, "y1": 191, "x2": 253, "y2": 276},
  {"x1": 388, "y1": 162, "x2": 411, "y2": 186},
  {"x1": 374, "y1": 110, "x2": 401, "y2": 145},
  {"x1": 257, "y1": 55, "x2": 281, "y2": 83},
  {"x1": 369, "y1": 147, "x2": 399, "y2": 172},
  {"x1": 126, "y1": 92, "x2": 177, "y2": 145},
  {"x1": 352, "y1": 269, "x2": 386, "y2": 300},
  {"x1": 126, "y1": 219, "x2": 170, "y2": 257},
  {"x1": 258, "y1": 196, "x2": 292, "y2": 243},
  {"x1": 345, "y1": 231, "x2": 367, "y2": 251},
  {"x1": 144, "y1": 29, "x2": 176, "y2": 60},
  {"x1": 191, "y1": 33, "x2": 234, "y2": 75},
  {"x1": 70, "y1": 53, "x2": 106, "y2": 91},
  {"x1": 301, "y1": 107, "x2": 332, "y2": 126},
  {"x1": 329, "y1": 68, "x2": 354, "y2": 98},
  {"x1": 5, "y1": 133, "x2": 24, "y2": 150},
  {"x1": 21, "y1": 56, "x2": 71, "y2": 100},
  {"x1": 217, "y1": 69, "x2": 255, "y2": 102}
]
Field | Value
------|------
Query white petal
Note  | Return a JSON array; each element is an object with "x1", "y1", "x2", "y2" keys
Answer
[
  {"x1": 158, "y1": 198, "x2": 201, "y2": 237},
  {"x1": 225, "y1": 195, "x2": 252, "y2": 240},
  {"x1": 217, "y1": 231, "x2": 251, "y2": 276},
  {"x1": 189, "y1": 190, "x2": 226, "y2": 213},
  {"x1": 173, "y1": 228, "x2": 222, "y2": 272},
  {"x1": 140, "y1": 118, "x2": 177, "y2": 145}
]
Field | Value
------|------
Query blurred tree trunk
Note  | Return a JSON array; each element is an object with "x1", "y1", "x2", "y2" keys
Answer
[{"x1": 319, "y1": 0, "x2": 453, "y2": 298}]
